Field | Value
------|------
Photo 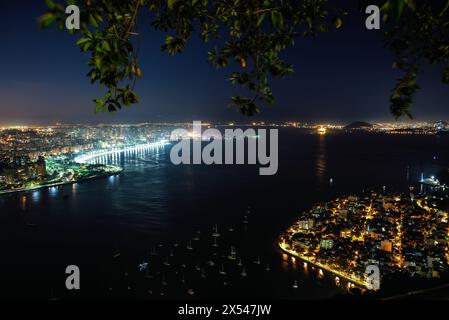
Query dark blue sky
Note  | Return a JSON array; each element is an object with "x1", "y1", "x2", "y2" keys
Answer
[{"x1": 0, "y1": 1, "x2": 448, "y2": 125}]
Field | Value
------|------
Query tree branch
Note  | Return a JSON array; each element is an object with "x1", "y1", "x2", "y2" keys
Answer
[{"x1": 127, "y1": 0, "x2": 141, "y2": 35}]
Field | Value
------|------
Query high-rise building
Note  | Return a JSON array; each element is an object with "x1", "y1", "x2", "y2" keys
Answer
[
  {"x1": 36, "y1": 156, "x2": 46, "y2": 177},
  {"x1": 381, "y1": 240, "x2": 393, "y2": 252},
  {"x1": 0, "y1": 157, "x2": 10, "y2": 173},
  {"x1": 13, "y1": 155, "x2": 30, "y2": 168},
  {"x1": 320, "y1": 238, "x2": 334, "y2": 250}
]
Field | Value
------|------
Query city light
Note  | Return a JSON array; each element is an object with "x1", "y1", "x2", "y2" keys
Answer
[
  {"x1": 74, "y1": 139, "x2": 170, "y2": 164},
  {"x1": 279, "y1": 191, "x2": 449, "y2": 290},
  {"x1": 317, "y1": 126, "x2": 327, "y2": 135}
]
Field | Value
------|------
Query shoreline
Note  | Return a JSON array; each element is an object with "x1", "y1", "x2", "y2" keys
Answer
[
  {"x1": 278, "y1": 240, "x2": 370, "y2": 290},
  {"x1": 0, "y1": 166, "x2": 123, "y2": 196}
]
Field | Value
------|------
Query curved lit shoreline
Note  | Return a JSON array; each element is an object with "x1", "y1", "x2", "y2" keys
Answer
[
  {"x1": 278, "y1": 240, "x2": 370, "y2": 290},
  {"x1": 0, "y1": 140, "x2": 169, "y2": 196},
  {"x1": 74, "y1": 140, "x2": 170, "y2": 164},
  {"x1": 0, "y1": 166, "x2": 123, "y2": 196}
]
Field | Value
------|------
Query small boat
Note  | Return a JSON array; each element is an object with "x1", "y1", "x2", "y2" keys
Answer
[
  {"x1": 238, "y1": 259, "x2": 243, "y2": 266},
  {"x1": 138, "y1": 262, "x2": 149, "y2": 272},
  {"x1": 163, "y1": 256, "x2": 170, "y2": 266},
  {"x1": 293, "y1": 280, "x2": 299, "y2": 289},
  {"x1": 241, "y1": 267, "x2": 247, "y2": 277},
  {"x1": 49, "y1": 289, "x2": 58, "y2": 301},
  {"x1": 207, "y1": 260, "x2": 215, "y2": 267},
  {"x1": 212, "y1": 224, "x2": 221, "y2": 237},
  {"x1": 186, "y1": 241, "x2": 193, "y2": 250},
  {"x1": 219, "y1": 264, "x2": 226, "y2": 275},
  {"x1": 187, "y1": 289, "x2": 195, "y2": 295},
  {"x1": 253, "y1": 257, "x2": 261, "y2": 265},
  {"x1": 228, "y1": 246, "x2": 237, "y2": 260},
  {"x1": 228, "y1": 224, "x2": 234, "y2": 232},
  {"x1": 243, "y1": 216, "x2": 249, "y2": 224},
  {"x1": 265, "y1": 264, "x2": 270, "y2": 271},
  {"x1": 192, "y1": 229, "x2": 201, "y2": 240}
]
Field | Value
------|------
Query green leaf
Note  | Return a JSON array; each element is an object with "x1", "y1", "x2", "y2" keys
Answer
[
  {"x1": 89, "y1": 14, "x2": 99, "y2": 28},
  {"x1": 334, "y1": 17, "x2": 342, "y2": 29},
  {"x1": 257, "y1": 13, "x2": 266, "y2": 27},
  {"x1": 38, "y1": 13, "x2": 56, "y2": 28},
  {"x1": 44, "y1": 0, "x2": 56, "y2": 10},
  {"x1": 167, "y1": 0, "x2": 177, "y2": 10},
  {"x1": 76, "y1": 38, "x2": 90, "y2": 46},
  {"x1": 101, "y1": 41, "x2": 111, "y2": 52}
]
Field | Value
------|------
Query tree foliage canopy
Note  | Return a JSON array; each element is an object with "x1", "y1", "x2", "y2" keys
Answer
[{"x1": 40, "y1": 0, "x2": 449, "y2": 118}]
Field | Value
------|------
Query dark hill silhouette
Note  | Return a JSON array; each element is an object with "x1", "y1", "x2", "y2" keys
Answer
[{"x1": 345, "y1": 121, "x2": 373, "y2": 129}]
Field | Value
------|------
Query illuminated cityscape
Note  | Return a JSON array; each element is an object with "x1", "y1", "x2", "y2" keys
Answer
[
  {"x1": 0, "y1": 124, "x2": 175, "y2": 194},
  {"x1": 1, "y1": 120, "x2": 448, "y2": 195},
  {"x1": 1, "y1": 1, "x2": 449, "y2": 307},
  {"x1": 1, "y1": 121, "x2": 448, "y2": 300},
  {"x1": 280, "y1": 190, "x2": 449, "y2": 291}
]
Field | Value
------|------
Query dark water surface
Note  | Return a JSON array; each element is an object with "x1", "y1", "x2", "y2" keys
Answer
[{"x1": 1, "y1": 129, "x2": 448, "y2": 299}]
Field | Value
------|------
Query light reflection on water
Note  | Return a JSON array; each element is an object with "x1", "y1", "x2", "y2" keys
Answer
[
  {"x1": 20, "y1": 195, "x2": 27, "y2": 210},
  {"x1": 1, "y1": 130, "x2": 448, "y2": 298},
  {"x1": 315, "y1": 134, "x2": 328, "y2": 191},
  {"x1": 31, "y1": 191, "x2": 41, "y2": 202},
  {"x1": 48, "y1": 186, "x2": 58, "y2": 197}
]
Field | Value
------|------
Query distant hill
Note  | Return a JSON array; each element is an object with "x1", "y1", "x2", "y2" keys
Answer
[{"x1": 345, "y1": 121, "x2": 373, "y2": 129}]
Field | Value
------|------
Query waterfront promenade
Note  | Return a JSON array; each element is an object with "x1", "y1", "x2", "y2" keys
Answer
[{"x1": 278, "y1": 241, "x2": 370, "y2": 290}]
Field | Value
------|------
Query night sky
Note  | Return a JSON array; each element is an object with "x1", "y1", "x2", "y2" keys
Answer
[{"x1": 1, "y1": 1, "x2": 448, "y2": 125}]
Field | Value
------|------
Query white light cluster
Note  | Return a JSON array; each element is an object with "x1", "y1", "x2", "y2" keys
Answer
[{"x1": 74, "y1": 140, "x2": 169, "y2": 164}]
